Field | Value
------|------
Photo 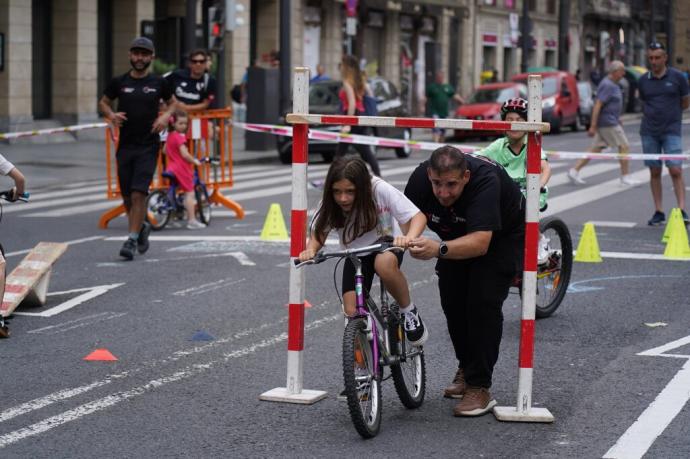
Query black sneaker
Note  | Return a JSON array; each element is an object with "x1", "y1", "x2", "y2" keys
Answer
[
  {"x1": 648, "y1": 211, "x2": 666, "y2": 226},
  {"x1": 119, "y1": 238, "x2": 136, "y2": 260},
  {"x1": 137, "y1": 222, "x2": 151, "y2": 254},
  {"x1": 402, "y1": 307, "x2": 428, "y2": 346},
  {"x1": 682, "y1": 210, "x2": 690, "y2": 226}
]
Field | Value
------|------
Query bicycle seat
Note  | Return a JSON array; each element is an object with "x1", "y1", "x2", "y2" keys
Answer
[{"x1": 162, "y1": 171, "x2": 176, "y2": 180}]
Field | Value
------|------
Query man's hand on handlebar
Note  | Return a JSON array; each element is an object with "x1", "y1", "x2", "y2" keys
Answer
[{"x1": 408, "y1": 236, "x2": 440, "y2": 260}]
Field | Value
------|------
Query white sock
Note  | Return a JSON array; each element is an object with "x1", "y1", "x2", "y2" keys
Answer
[{"x1": 399, "y1": 303, "x2": 415, "y2": 314}]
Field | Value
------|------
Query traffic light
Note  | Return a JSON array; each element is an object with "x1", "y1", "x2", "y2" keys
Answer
[
  {"x1": 208, "y1": 5, "x2": 225, "y2": 51},
  {"x1": 225, "y1": 0, "x2": 246, "y2": 32}
]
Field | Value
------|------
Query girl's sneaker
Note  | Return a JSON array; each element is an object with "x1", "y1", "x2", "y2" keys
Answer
[{"x1": 187, "y1": 220, "x2": 206, "y2": 230}]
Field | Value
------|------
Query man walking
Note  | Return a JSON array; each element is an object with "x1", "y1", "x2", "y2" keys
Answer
[
  {"x1": 99, "y1": 37, "x2": 176, "y2": 260},
  {"x1": 405, "y1": 146, "x2": 525, "y2": 417},
  {"x1": 568, "y1": 61, "x2": 639, "y2": 187},
  {"x1": 638, "y1": 42, "x2": 690, "y2": 225}
]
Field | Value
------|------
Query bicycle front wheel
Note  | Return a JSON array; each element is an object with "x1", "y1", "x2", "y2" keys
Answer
[
  {"x1": 535, "y1": 216, "x2": 573, "y2": 318},
  {"x1": 342, "y1": 318, "x2": 382, "y2": 439},
  {"x1": 390, "y1": 319, "x2": 426, "y2": 408},
  {"x1": 146, "y1": 190, "x2": 172, "y2": 230},
  {"x1": 194, "y1": 185, "x2": 211, "y2": 225}
]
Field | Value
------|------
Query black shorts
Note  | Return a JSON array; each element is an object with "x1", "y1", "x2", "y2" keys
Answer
[
  {"x1": 341, "y1": 251, "x2": 404, "y2": 296},
  {"x1": 116, "y1": 143, "x2": 159, "y2": 196}
]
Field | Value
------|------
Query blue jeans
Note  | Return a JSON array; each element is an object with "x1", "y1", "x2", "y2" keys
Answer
[{"x1": 641, "y1": 134, "x2": 684, "y2": 168}]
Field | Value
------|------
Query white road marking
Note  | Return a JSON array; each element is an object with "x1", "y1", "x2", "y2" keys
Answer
[
  {"x1": 22, "y1": 200, "x2": 121, "y2": 217},
  {"x1": 172, "y1": 277, "x2": 245, "y2": 297},
  {"x1": 593, "y1": 251, "x2": 690, "y2": 261},
  {"x1": 2, "y1": 193, "x2": 107, "y2": 215},
  {"x1": 13, "y1": 284, "x2": 124, "y2": 318},
  {"x1": 547, "y1": 163, "x2": 621, "y2": 187},
  {"x1": 212, "y1": 209, "x2": 257, "y2": 217},
  {"x1": 27, "y1": 312, "x2": 127, "y2": 335},
  {"x1": 0, "y1": 313, "x2": 341, "y2": 449},
  {"x1": 145, "y1": 251, "x2": 256, "y2": 265},
  {"x1": 587, "y1": 221, "x2": 637, "y2": 228},
  {"x1": 4, "y1": 236, "x2": 105, "y2": 258},
  {"x1": 604, "y1": 336, "x2": 690, "y2": 459}
]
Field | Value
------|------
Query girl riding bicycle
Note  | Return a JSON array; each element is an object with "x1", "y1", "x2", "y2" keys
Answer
[
  {"x1": 165, "y1": 109, "x2": 205, "y2": 230},
  {"x1": 298, "y1": 157, "x2": 429, "y2": 346},
  {"x1": 476, "y1": 97, "x2": 552, "y2": 264}
]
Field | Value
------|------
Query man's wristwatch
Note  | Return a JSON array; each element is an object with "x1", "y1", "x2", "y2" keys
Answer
[{"x1": 438, "y1": 241, "x2": 449, "y2": 258}]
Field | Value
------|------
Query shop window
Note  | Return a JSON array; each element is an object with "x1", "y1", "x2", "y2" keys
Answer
[
  {"x1": 529, "y1": 0, "x2": 537, "y2": 12},
  {"x1": 546, "y1": 0, "x2": 556, "y2": 14}
]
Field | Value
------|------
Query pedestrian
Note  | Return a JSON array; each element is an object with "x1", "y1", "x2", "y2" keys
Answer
[
  {"x1": 164, "y1": 49, "x2": 216, "y2": 112},
  {"x1": 309, "y1": 64, "x2": 330, "y2": 83},
  {"x1": 477, "y1": 98, "x2": 552, "y2": 264},
  {"x1": 298, "y1": 157, "x2": 428, "y2": 345},
  {"x1": 424, "y1": 70, "x2": 465, "y2": 143},
  {"x1": 405, "y1": 146, "x2": 525, "y2": 417},
  {"x1": 568, "y1": 60, "x2": 640, "y2": 187},
  {"x1": 164, "y1": 109, "x2": 205, "y2": 230},
  {"x1": 335, "y1": 55, "x2": 381, "y2": 177},
  {"x1": 638, "y1": 41, "x2": 690, "y2": 225},
  {"x1": 98, "y1": 37, "x2": 176, "y2": 260}
]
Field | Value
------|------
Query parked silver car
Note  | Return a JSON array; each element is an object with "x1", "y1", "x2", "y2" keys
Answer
[{"x1": 576, "y1": 81, "x2": 594, "y2": 129}]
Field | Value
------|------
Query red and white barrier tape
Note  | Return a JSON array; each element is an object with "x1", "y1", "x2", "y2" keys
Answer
[
  {"x1": 0, "y1": 123, "x2": 108, "y2": 140},
  {"x1": 235, "y1": 122, "x2": 690, "y2": 161}
]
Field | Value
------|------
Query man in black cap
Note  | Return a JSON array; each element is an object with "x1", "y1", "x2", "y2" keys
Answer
[{"x1": 98, "y1": 37, "x2": 177, "y2": 260}]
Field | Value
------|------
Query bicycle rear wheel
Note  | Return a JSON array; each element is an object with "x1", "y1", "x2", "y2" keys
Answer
[
  {"x1": 342, "y1": 318, "x2": 382, "y2": 439},
  {"x1": 535, "y1": 217, "x2": 573, "y2": 318},
  {"x1": 390, "y1": 317, "x2": 426, "y2": 408},
  {"x1": 146, "y1": 190, "x2": 172, "y2": 230},
  {"x1": 194, "y1": 185, "x2": 211, "y2": 225}
]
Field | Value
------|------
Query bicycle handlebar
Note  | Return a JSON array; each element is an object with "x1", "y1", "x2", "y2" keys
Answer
[
  {"x1": 293, "y1": 242, "x2": 404, "y2": 268},
  {"x1": 0, "y1": 189, "x2": 30, "y2": 202}
]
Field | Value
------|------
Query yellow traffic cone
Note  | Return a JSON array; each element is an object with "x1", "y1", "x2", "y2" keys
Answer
[
  {"x1": 574, "y1": 222, "x2": 603, "y2": 262},
  {"x1": 260, "y1": 203, "x2": 289, "y2": 241},
  {"x1": 661, "y1": 208, "x2": 682, "y2": 243},
  {"x1": 663, "y1": 213, "x2": 690, "y2": 259}
]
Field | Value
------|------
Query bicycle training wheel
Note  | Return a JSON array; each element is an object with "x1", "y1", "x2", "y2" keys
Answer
[
  {"x1": 146, "y1": 190, "x2": 172, "y2": 230},
  {"x1": 535, "y1": 216, "x2": 573, "y2": 318},
  {"x1": 194, "y1": 185, "x2": 211, "y2": 225},
  {"x1": 342, "y1": 318, "x2": 382, "y2": 439},
  {"x1": 390, "y1": 317, "x2": 426, "y2": 409}
]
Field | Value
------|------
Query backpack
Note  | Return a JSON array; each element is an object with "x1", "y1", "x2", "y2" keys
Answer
[{"x1": 362, "y1": 94, "x2": 378, "y2": 116}]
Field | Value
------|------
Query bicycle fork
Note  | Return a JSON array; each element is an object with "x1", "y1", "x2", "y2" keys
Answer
[{"x1": 354, "y1": 265, "x2": 382, "y2": 376}]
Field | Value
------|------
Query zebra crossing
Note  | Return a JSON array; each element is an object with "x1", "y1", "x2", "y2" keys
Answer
[{"x1": 8, "y1": 159, "x2": 647, "y2": 219}]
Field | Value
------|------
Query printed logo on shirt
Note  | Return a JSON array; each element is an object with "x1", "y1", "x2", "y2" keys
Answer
[
  {"x1": 142, "y1": 86, "x2": 158, "y2": 94},
  {"x1": 122, "y1": 87, "x2": 135, "y2": 93},
  {"x1": 175, "y1": 87, "x2": 202, "y2": 101},
  {"x1": 181, "y1": 81, "x2": 188, "y2": 87}
]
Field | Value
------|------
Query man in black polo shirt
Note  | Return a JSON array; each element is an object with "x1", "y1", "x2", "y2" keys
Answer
[
  {"x1": 98, "y1": 37, "x2": 176, "y2": 260},
  {"x1": 164, "y1": 49, "x2": 216, "y2": 111},
  {"x1": 638, "y1": 41, "x2": 690, "y2": 226},
  {"x1": 405, "y1": 146, "x2": 524, "y2": 417}
]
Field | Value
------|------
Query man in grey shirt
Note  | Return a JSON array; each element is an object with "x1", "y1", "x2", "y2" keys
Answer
[{"x1": 568, "y1": 61, "x2": 639, "y2": 186}]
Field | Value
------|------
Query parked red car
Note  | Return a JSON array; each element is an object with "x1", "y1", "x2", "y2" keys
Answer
[
  {"x1": 511, "y1": 70, "x2": 580, "y2": 133},
  {"x1": 453, "y1": 82, "x2": 527, "y2": 139}
]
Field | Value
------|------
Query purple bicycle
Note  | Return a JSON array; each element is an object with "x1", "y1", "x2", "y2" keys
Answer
[{"x1": 295, "y1": 242, "x2": 426, "y2": 438}]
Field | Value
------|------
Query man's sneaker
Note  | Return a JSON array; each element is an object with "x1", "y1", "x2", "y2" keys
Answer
[
  {"x1": 682, "y1": 210, "x2": 690, "y2": 226},
  {"x1": 119, "y1": 238, "x2": 137, "y2": 260},
  {"x1": 648, "y1": 211, "x2": 666, "y2": 226},
  {"x1": 187, "y1": 219, "x2": 206, "y2": 230},
  {"x1": 402, "y1": 307, "x2": 428, "y2": 346},
  {"x1": 137, "y1": 222, "x2": 151, "y2": 254},
  {"x1": 568, "y1": 168, "x2": 586, "y2": 185},
  {"x1": 443, "y1": 368, "x2": 466, "y2": 399},
  {"x1": 620, "y1": 175, "x2": 640, "y2": 187},
  {"x1": 452, "y1": 386, "x2": 497, "y2": 417},
  {"x1": 537, "y1": 232, "x2": 550, "y2": 266}
]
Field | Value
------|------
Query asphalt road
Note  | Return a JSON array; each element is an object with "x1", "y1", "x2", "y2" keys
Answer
[{"x1": 0, "y1": 119, "x2": 689, "y2": 458}]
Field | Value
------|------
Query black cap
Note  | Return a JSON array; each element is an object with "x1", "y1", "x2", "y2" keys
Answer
[{"x1": 130, "y1": 37, "x2": 155, "y2": 53}]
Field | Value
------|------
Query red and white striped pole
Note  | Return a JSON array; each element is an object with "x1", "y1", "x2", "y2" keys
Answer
[
  {"x1": 260, "y1": 67, "x2": 327, "y2": 404},
  {"x1": 494, "y1": 75, "x2": 554, "y2": 423}
]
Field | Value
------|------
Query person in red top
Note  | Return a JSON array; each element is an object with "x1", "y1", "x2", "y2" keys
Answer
[
  {"x1": 165, "y1": 110, "x2": 205, "y2": 230},
  {"x1": 335, "y1": 55, "x2": 381, "y2": 177}
]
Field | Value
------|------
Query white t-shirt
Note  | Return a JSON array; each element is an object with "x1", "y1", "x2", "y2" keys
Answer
[
  {"x1": 327, "y1": 177, "x2": 420, "y2": 250},
  {"x1": 0, "y1": 154, "x2": 15, "y2": 176}
]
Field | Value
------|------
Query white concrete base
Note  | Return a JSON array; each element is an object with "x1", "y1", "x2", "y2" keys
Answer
[
  {"x1": 259, "y1": 387, "x2": 328, "y2": 405},
  {"x1": 493, "y1": 406, "x2": 555, "y2": 423}
]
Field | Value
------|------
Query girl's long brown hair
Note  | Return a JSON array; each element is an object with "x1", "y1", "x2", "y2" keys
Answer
[
  {"x1": 340, "y1": 55, "x2": 366, "y2": 100},
  {"x1": 313, "y1": 157, "x2": 377, "y2": 246}
]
